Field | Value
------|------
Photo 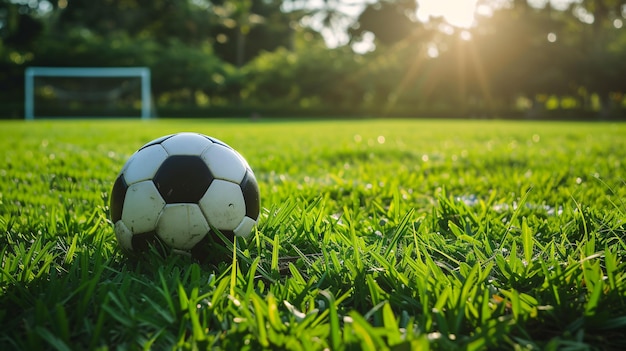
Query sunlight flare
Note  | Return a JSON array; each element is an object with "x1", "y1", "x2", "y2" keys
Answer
[{"x1": 417, "y1": 0, "x2": 479, "y2": 28}]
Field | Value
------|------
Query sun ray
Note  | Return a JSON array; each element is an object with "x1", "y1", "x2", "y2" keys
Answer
[
  {"x1": 466, "y1": 37, "x2": 496, "y2": 116},
  {"x1": 383, "y1": 42, "x2": 430, "y2": 115},
  {"x1": 457, "y1": 34, "x2": 468, "y2": 115}
]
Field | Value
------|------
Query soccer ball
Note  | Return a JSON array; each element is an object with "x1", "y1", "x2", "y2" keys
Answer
[{"x1": 109, "y1": 132, "x2": 260, "y2": 262}]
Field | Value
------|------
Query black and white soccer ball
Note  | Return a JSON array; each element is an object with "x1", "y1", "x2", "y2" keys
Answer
[{"x1": 109, "y1": 132, "x2": 260, "y2": 262}]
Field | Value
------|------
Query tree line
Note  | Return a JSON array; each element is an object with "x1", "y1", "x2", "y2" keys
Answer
[{"x1": 1, "y1": 0, "x2": 625, "y2": 119}]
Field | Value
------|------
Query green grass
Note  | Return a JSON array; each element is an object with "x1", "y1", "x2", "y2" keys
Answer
[{"x1": 1, "y1": 118, "x2": 625, "y2": 350}]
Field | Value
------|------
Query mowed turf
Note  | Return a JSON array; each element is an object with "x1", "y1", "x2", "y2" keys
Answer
[{"x1": 0, "y1": 118, "x2": 625, "y2": 350}]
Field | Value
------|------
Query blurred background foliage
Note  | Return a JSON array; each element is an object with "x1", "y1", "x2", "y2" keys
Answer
[{"x1": 0, "y1": 0, "x2": 625, "y2": 119}]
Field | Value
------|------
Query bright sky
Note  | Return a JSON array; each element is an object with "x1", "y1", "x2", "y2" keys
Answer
[
  {"x1": 416, "y1": 0, "x2": 479, "y2": 28},
  {"x1": 286, "y1": 0, "x2": 481, "y2": 27},
  {"x1": 289, "y1": 0, "x2": 483, "y2": 50},
  {"x1": 298, "y1": 0, "x2": 585, "y2": 51}
]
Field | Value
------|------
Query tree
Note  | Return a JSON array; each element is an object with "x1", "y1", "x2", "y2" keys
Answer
[
  {"x1": 0, "y1": 1, "x2": 44, "y2": 51},
  {"x1": 574, "y1": 0, "x2": 626, "y2": 116},
  {"x1": 55, "y1": 0, "x2": 213, "y2": 44},
  {"x1": 349, "y1": 0, "x2": 417, "y2": 46},
  {"x1": 209, "y1": 0, "x2": 293, "y2": 67},
  {"x1": 0, "y1": 0, "x2": 47, "y2": 117}
]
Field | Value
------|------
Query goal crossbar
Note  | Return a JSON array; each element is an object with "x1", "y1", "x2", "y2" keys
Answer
[{"x1": 25, "y1": 67, "x2": 152, "y2": 120}]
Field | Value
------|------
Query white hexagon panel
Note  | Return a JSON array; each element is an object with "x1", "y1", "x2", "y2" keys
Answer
[
  {"x1": 121, "y1": 180, "x2": 166, "y2": 234},
  {"x1": 199, "y1": 179, "x2": 246, "y2": 231},
  {"x1": 114, "y1": 221, "x2": 134, "y2": 251},
  {"x1": 201, "y1": 144, "x2": 247, "y2": 183},
  {"x1": 161, "y1": 132, "x2": 214, "y2": 156},
  {"x1": 157, "y1": 204, "x2": 210, "y2": 250},
  {"x1": 234, "y1": 217, "x2": 257, "y2": 238},
  {"x1": 123, "y1": 144, "x2": 169, "y2": 185}
]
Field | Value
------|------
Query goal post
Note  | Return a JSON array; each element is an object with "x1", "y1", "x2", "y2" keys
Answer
[{"x1": 24, "y1": 67, "x2": 153, "y2": 120}]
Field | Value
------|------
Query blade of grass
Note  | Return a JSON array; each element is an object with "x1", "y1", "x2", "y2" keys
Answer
[
  {"x1": 499, "y1": 187, "x2": 532, "y2": 249},
  {"x1": 250, "y1": 293, "x2": 269, "y2": 348},
  {"x1": 521, "y1": 217, "x2": 533, "y2": 266},
  {"x1": 320, "y1": 290, "x2": 341, "y2": 351}
]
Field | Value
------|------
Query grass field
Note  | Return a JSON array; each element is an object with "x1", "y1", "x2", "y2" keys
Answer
[{"x1": 1, "y1": 118, "x2": 625, "y2": 350}]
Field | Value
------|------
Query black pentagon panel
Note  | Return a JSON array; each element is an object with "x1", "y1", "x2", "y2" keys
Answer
[
  {"x1": 110, "y1": 175, "x2": 128, "y2": 223},
  {"x1": 131, "y1": 231, "x2": 168, "y2": 256},
  {"x1": 240, "y1": 170, "x2": 260, "y2": 220},
  {"x1": 190, "y1": 230, "x2": 234, "y2": 264},
  {"x1": 154, "y1": 155, "x2": 214, "y2": 203},
  {"x1": 139, "y1": 134, "x2": 175, "y2": 151}
]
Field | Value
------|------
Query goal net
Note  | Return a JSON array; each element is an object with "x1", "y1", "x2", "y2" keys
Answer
[{"x1": 24, "y1": 67, "x2": 153, "y2": 119}]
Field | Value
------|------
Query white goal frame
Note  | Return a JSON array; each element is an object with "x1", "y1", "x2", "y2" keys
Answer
[{"x1": 24, "y1": 67, "x2": 153, "y2": 120}]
